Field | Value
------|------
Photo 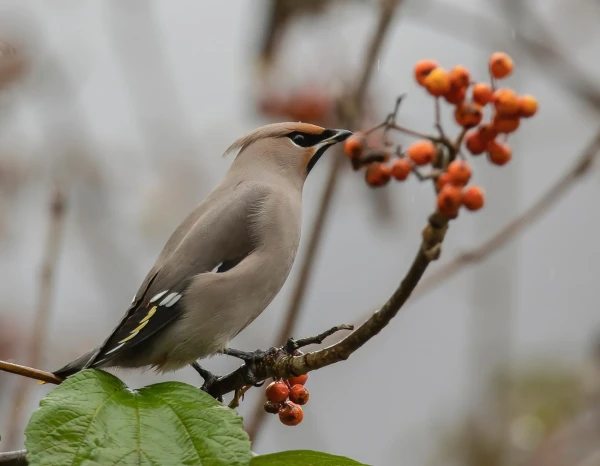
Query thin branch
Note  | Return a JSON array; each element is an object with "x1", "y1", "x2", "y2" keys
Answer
[
  {"x1": 0, "y1": 360, "x2": 62, "y2": 385},
  {"x1": 0, "y1": 449, "x2": 27, "y2": 465},
  {"x1": 4, "y1": 186, "x2": 67, "y2": 450},
  {"x1": 245, "y1": 0, "x2": 404, "y2": 440}
]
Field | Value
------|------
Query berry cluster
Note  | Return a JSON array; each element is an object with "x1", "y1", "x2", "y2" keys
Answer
[
  {"x1": 343, "y1": 52, "x2": 538, "y2": 219},
  {"x1": 263, "y1": 373, "x2": 309, "y2": 426}
]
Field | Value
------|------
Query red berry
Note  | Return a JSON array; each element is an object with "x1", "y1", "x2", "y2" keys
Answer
[
  {"x1": 407, "y1": 140, "x2": 436, "y2": 166},
  {"x1": 454, "y1": 101, "x2": 483, "y2": 128},
  {"x1": 472, "y1": 82, "x2": 493, "y2": 105},
  {"x1": 286, "y1": 374, "x2": 308, "y2": 386},
  {"x1": 266, "y1": 381, "x2": 290, "y2": 403},
  {"x1": 462, "y1": 186, "x2": 485, "y2": 211},
  {"x1": 279, "y1": 401, "x2": 304, "y2": 426},
  {"x1": 436, "y1": 172, "x2": 451, "y2": 191},
  {"x1": 465, "y1": 131, "x2": 486, "y2": 155},
  {"x1": 448, "y1": 65, "x2": 470, "y2": 89},
  {"x1": 289, "y1": 384, "x2": 310, "y2": 405},
  {"x1": 519, "y1": 94, "x2": 538, "y2": 118},
  {"x1": 487, "y1": 141, "x2": 512, "y2": 166},
  {"x1": 365, "y1": 163, "x2": 392, "y2": 187},
  {"x1": 489, "y1": 52, "x2": 514, "y2": 79},
  {"x1": 344, "y1": 134, "x2": 366, "y2": 159},
  {"x1": 414, "y1": 59, "x2": 439, "y2": 86},
  {"x1": 437, "y1": 185, "x2": 462, "y2": 218},
  {"x1": 446, "y1": 160, "x2": 472, "y2": 186},
  {"x1": 391, "y1": 158, "x2": 412, "y2": 181},
  {"x1": 264, "y1": 401, "x2": 281, "y2": 414}
]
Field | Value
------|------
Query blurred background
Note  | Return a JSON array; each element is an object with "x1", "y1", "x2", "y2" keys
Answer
[{"x1": 0, "y1": 0, "x2": 599, "y2": 465}]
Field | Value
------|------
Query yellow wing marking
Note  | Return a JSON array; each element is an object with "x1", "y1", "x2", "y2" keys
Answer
[
  {"x1": 140, "y1": 306, "x2": 157, "y2": 323},
  {"x1": 118, "y1": 320, "x2": 150, "y2": 344}
]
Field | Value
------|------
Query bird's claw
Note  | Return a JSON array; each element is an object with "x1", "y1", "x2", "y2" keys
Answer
[{"x1": 221, "y1": 348, "x2": 267, "y2": 363}]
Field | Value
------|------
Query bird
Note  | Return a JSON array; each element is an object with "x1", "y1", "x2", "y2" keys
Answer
[{"x1": 53, "y1": 122, "x2": 352, "y2": 379}]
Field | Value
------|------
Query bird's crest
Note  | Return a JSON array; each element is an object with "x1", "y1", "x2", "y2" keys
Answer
[{"x1": 223, "y1": 122, "x2": 325, "y2": 157}]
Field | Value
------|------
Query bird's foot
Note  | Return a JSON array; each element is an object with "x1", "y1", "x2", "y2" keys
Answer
[
  {"x1": 220, "y1": 348, "x2": 268, "y2": 387},
  {"x1": 221, "y1": 348, "x2": 267, "y2": 363},
  {"x1": 191, "y1": 362, "x2": 224, "y2": 402}
]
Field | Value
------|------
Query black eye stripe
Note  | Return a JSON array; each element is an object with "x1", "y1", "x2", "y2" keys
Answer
[{"x1": 287, "y1": 130, "x2": 336, "y2": 147}]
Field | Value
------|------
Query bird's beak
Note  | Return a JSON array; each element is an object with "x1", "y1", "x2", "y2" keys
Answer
[{"x1": 321, "y1": 129, "x2": 353, "y2": 145}]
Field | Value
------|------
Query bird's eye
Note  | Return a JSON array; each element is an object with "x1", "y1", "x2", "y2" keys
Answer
[{"x1": 292, "y1": 134, "x2": 305, "y2": 145}]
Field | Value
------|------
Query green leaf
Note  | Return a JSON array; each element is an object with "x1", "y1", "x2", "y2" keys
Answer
[
  {"x1": 251, "y1": 450, "x2": 369, "y2": 466},
  {"x1": 25, "y1": 369, "x2": 252, "y2": 466}
]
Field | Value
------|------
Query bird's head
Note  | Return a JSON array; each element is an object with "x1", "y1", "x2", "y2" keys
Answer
[{"x1": 225, "y1": 122, "x2": 352, "y2": 183}]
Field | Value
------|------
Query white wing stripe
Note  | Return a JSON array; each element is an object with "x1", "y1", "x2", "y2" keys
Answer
[
  {"x1": 164, "y1": 293, "x2": 182, "y2": 307},
  {"x1": 160, "y1": 292, "x2": 178, "y2": 306},
  {"x1": 150, "y1": 290, "x2": 168, "y2": 303}
]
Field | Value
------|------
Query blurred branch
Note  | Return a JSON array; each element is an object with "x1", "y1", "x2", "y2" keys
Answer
[
  {"x1": 245, "y1": 0, "x2": 404, "y2": 441},
  {"x1": 4, "y1": 186, "x2": 66, "y2": 450}
]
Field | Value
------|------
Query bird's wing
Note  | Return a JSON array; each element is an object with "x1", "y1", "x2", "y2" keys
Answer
[{"x1": 85, "y1": 186, "x2": 265, "y2": 368}]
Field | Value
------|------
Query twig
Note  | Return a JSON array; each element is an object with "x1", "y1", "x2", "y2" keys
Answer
[
  {"x1": 0, "y1": 360, "x2": 62, "y2": 385},
  {"x1": 0, "y1": 449, "x2": 27, "y2": 465},
  {"x1": 244, "y1": 0, "x2": 404, "y2": 441},
  {"x1": 4, "y1": 186, "x2": 67, "y2": 450},
  {"x1": 285, "y1": 324, "x2": 354, "y2": 353}
]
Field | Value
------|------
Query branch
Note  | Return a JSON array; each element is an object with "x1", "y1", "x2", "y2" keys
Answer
[
  {"x1": 0, "y1": 360, "x2": 62, "y2": 385},
  {"x1": 4, "y1": 185, "x2": 67, "y2": 450},
  {"x1": 204, "y1": 212, "x2": 448, "y2": 399},
  {"x1": 245, "y1": 0, "x2": 404, "y2": 440}
]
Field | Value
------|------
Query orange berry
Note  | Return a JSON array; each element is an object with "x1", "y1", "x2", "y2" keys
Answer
[
  {"x1": 414, "y1": 59, "x2": 439, "y2": 86},
  {"x1": 423, "y1": 68, "x2": 451, "y2": 97},
  {"x1": 344, "y1": 134, "x2": 366, "y2": 159},
  {"x1": 487, "y1": 141, "x2": 512, "y2": 166},
  {"x1": 437, "y1": 185, "x2": 462, "y2": 218},
  {"x1": 465, "y1": 131, "x2": 486, "y2": 155},
  {"x1": 279, "y1": 401, "x2": 304, "y2": 426},
  {"x1": 390, "y1": 158, "x2": 412, "y2": 181},
  {"x1": 407, "y1": 140, "x2": 436, "y2": 166},
  {"x1": 454, "y1": 101, "x2": 483, "y2": 128},
  {"x1": 472, "y1": 82, "x2": 493, "y2": 105},
  {"x1": 519, "y1": 94, "x2": 538, "y2": 118},
  {"x1": 489, "y1": 52, "x2": 514, "y2": 79},
  {"x1": 289, "y1": 384, "x2": 310, "y2": 405},
  {"x1": 365, "y1": 163, "x2": 392, "y2": 187},
  {"x1": 478, "y1": 123, "x2": 498, "y2": 142},
  {"x1": 286, "y1": 374, "x2": 308, "y2": 386},
  {"x1": 493, "y1": 114, "x2": 520, "y2": 134},
  {"x1": 436, "y1": 172, "x2": 451, "y2": 191},
  {"x1": 266, "y1": 381, "x2": 290, "y2": 403},
  {"x1": 462, "y1": 185, "x2": 485, "y2": 211},
  {"x1": 444, "y1": 85, "x2": 467, "y2": 105},
  {"x1": 264, "y1": 401, "x2": 282, "y2": 414},
  {"x1": 493, "y1": 88, "x2": 520, "y2": 116},
  {"x1": 449, "y1": 65, "x2": 470, "y2": 89},
  {"x1": 447, "y1": 160, "x2": 472, "y2": 186}
]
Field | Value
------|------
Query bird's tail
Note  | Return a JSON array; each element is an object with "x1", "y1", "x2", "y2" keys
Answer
[{"x1": 53, "y1": 349, "x2": 97, "y2": 379}]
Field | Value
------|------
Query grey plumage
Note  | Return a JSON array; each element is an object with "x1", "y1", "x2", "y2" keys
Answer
[{"x1": 54, "y1": 122, "x2": 351, "y2": 378}]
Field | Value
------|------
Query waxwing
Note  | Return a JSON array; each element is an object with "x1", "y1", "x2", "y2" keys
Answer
[{"x1": 53, "y1": 122, "x2": 351, "y2": 378}]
